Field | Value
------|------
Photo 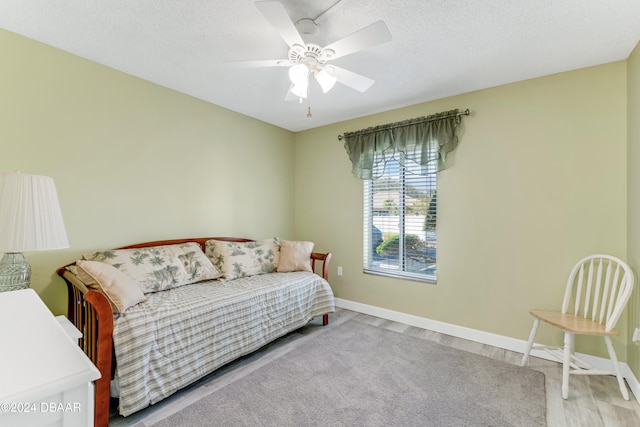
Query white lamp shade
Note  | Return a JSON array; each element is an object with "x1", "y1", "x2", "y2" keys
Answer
[
  {"x1": 290, "y1": 81, "x2": 309, "y2": 98},
  {"x1": 288, "y1": 64, "x2": 309, "y2": 98},
  {"x1": 288, "y1": 63, "x2": 308, "y2": 85},
  {"x1": 315, "y1": 67, "x2": 337, "y2": 93},
  {"x1": 0, "y1": 172, "x2": 69, "y2": 252}
]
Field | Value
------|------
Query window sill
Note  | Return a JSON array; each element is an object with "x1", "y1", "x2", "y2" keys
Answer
[{"x1": 364, "y1": 268, "x2": 437, "y2": 284}]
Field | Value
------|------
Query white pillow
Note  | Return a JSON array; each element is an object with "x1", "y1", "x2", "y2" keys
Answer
[{"x1": 76, "y1": 260, "x2": 147, "y2": 313}]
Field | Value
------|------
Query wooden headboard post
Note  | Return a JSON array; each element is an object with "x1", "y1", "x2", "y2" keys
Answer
[{"x1": 59, "y1": 269, "x2": 113, "y2": 427}]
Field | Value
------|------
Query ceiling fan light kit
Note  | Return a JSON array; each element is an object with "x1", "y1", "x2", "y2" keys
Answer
[
  {"x1": 239, "y1": 0, "x2": 392, "y2": 115},
  {"x1": 286, "y1": 43, "x2": 337, "y2": 99}
]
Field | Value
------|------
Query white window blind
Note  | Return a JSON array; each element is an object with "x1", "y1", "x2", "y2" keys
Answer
[{"x1": 363, "y1": 159, "x2": 437, "y2": 282}]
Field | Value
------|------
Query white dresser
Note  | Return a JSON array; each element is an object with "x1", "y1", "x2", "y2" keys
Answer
[{"x1": 0, "y1": 289, "x2": 101, "y2": 427}]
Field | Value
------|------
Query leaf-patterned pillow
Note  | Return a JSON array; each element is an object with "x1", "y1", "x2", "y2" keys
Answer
[
  {"x1": 205, "y1": 238, "x2": 280, "y2": 280},
  {"x1": 84, "y1": 243, "x2": 220, "y2": 293},
  {"x1": 176, "y1": 242, "x2": 222, "y2": 283}
]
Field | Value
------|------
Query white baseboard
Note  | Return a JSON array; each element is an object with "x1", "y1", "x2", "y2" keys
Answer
[{"x1": 335, "y1": 297, "x2": 640, "y2": 403}]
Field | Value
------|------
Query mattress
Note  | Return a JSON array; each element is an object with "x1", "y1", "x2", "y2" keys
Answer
[{"x1": 112, "y1": 271, "x2": 335, "y2": 416}]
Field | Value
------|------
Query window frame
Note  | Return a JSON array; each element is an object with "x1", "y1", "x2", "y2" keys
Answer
[{"x1": 362, "y1": 161, "x2": 437, "y2": 284}]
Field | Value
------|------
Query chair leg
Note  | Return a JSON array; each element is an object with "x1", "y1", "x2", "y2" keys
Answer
[
  {"x1": 604, "y1": 336, "x2": 630, "y2": 400},
  {"x1": 521, "y1": 318, "x2": 540, "y2": 366},
  {"x1": 562, "y1": 332, "x2": 573, "y2": 399}
]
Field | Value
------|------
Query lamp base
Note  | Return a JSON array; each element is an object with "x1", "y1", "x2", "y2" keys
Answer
[{"x1": 0, "y1": 252, "x2": 31, "y2": 292}]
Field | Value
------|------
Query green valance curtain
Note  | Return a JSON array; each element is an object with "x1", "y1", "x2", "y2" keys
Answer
[{"x1": 343, "y1": 109, "x2": 466, "y2": 180}]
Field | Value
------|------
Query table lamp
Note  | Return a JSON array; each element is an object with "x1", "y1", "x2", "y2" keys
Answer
[{"x1": 0, "y1": 171, "x2": 69, "y2": 292}]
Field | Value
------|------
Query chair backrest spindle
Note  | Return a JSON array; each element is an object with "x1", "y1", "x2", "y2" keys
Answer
[
  {"x1": 566, "y1": 264, "x2": 584, "y2": 315},
  {"x1": 591, "y1": 258, "x2": 606, "y2": 321},
  {"x1": 583, "y1": 259, "x2": 595, "y2": 318},
  {"x1": 606, "y1": 264, "x2": 621, "y2": 322}
]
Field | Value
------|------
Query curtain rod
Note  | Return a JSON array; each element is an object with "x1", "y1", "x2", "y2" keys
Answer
[{"x1": 337, "y1": 108, "x2": 470, "y2": 141}]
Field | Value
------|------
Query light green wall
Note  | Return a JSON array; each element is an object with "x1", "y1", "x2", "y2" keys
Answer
[
  {"x1": 0, "y1": 29, "x2": 295, "y2": 315},
  {"x1": 294, "y1": 62, "x2": 628, "y2": 358},
  {"x1": 627, "y1": 41, "x2": 640, "y2": 378},
  {"x1": 1, "y1": 27, "x2": 636, "y2": 363}
]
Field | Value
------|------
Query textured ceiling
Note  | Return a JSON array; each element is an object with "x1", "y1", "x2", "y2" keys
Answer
[{"x1": 1, "y1": 1, "x2": 639, "y2": 132}]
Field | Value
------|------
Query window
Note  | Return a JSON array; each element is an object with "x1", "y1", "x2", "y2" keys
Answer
[
  {"x1": 344, "y1": 109, "x2": 465, "y2": 283},
  {"x1": 363, "y1": 159, "x2": 437, "y2": 283}
]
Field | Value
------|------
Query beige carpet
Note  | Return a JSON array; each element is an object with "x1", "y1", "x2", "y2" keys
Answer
[{"x1": 151, "y1": 320, "x2": 546, "y2": 426}]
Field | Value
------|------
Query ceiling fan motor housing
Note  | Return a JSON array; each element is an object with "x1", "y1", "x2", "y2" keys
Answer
[{"x1": 288, "y1": 44, "x2": 334, "y2": 68}]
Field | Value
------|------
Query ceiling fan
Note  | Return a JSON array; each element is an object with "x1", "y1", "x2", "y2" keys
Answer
[{"x1": 234, "y1": 1, "x2": 392, "y2": 103}]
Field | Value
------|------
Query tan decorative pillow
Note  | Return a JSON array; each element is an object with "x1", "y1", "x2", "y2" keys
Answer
[
  {"x1": 277, "y1": 240, "x2": 314, "y2": 272},
  {"x1": 205, "y1": 238, "x2": 280, "y2": 280},
  {"x1": 76, "y1": 260, "x2": 147, "y2": 313}
]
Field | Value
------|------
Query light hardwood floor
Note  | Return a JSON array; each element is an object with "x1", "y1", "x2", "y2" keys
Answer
[{"x1": 110, "y1": 308, "x2": 640, "y2": 427}]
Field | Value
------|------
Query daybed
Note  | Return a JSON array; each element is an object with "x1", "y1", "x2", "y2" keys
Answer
[{"x1": 57, "y1": 237, "x2": 335, "y2": 427}]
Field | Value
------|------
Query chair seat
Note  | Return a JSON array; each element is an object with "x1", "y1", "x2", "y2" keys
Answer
[{"x1": 529, "y1": 310, "x2": 618, "y2": 336}]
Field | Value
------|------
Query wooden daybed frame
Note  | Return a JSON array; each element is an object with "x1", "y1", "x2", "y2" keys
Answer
[{"x1": 56, "y1": 237, "x2": 333, "y2": 427}]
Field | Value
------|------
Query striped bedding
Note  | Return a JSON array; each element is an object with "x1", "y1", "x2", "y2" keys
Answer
[{"x1": 112, "y1": 271, "x2": 335, "y2": 416}]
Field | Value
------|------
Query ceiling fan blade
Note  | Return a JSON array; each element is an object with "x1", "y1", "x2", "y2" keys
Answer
[
  {"x1": 324, "y1": 20, "x2": 391, "y2": 59},
  {"x1": 225, "y1": 59, "x2": 292, "y2": 68},
  {"x1": 255, "y1": 1, "x2": 305, "y2": 49},
  {"x1": 332, "y1": 66, "x2": 375, "y2": 92}
]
